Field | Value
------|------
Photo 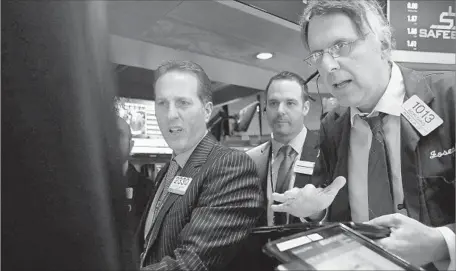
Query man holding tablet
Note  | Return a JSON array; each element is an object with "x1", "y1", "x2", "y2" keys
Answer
[{"x1": 272, "y1": 0, "x2": 455, "y2": 269}]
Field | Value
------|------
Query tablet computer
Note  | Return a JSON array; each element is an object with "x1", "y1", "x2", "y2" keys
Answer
[
  {"x1": 252, "y1": 221, "x2": 391, "y2": 240},
  {"x1": 263, "y1": 223, "x2": 424, "y2": 270}
]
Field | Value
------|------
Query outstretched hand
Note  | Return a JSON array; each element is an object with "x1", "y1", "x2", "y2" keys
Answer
[{"x1": 271, "y1": 176, "x2": 346, "y2": 218}]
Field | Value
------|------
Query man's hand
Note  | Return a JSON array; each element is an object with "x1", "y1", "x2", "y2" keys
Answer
[
  {"x1": 270, "y1": 176, "x2": 346, "y2": 218},
  {"x1": 366, "y1": 213, "x2": 449, "y2": 267}
]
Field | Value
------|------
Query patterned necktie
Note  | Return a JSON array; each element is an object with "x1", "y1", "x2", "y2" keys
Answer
[
  {"x1": 144, "y1": 159, "x2": 180, "y2": 238},
  {"x1": 274, "y1": 145, "x2": 297, "y2": 225},
  {"x1": 364, "y1": 113, "x2": 394, "y2": 219}
]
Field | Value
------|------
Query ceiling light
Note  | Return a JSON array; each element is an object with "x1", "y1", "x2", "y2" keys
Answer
[{"x1": 255, "y1": 52, "x2": 274, "y2": 60}]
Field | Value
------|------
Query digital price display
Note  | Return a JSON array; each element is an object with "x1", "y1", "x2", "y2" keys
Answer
[{"x1": 388, "y1": 0, "x2": 455, "y2": 64}]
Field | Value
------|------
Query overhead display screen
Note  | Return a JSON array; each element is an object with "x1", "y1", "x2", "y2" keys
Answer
[{"x1": 388, "y1": 0, "x2": 455, "y2": 64}]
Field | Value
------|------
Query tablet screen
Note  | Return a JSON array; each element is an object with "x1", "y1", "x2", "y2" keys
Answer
[{"x1": 282, "y1": 225, "x2": 405, "y2": 270}]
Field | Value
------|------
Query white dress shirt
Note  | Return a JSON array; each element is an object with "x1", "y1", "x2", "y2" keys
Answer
[{"x1": 267, "y1": 126, "x2": 307, "y2": 225}]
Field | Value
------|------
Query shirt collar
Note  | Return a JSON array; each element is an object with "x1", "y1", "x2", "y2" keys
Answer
[
  {"x1": 350, "y1": 62, "x2": 405, "y2": 126},
  {"x1": 173, "y1": 130, "x2": 208, "y2": 168},
  {"x1": 271, "y1": 126, "x2": 307, "y2": 158}
]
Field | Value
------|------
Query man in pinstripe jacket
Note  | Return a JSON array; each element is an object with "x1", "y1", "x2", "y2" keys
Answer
[{"x1": 136, "y1": 60, "x2": 264, "y2": 271}]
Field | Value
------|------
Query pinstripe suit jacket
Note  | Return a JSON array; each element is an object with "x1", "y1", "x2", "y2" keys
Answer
[{"x1": 136, "y1": 134, "x2": 264, "y2": 271}]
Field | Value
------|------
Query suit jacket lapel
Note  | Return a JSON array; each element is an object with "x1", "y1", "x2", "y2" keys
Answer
[
  {"x1": 400, "y1": 116, "x2": 422, "y2": 221},
  {"x1": 144, "y1": 134, "x2": 215, "y2": 251},
  {"x1": 294, "y1": 130, "x2": 319, "y2": 188},
  {"x1": 399, "y1": 66, "x2": 434, "y2": 223},
  {"x1": 258, "y1": 141, "x2": 271, "y2": 197},
  {"x1": 327, "y1": 109, "x2": 351, "y2": 221},
  {"x1": 400, "y1": 66, "x2": 434, "y2": 152}
]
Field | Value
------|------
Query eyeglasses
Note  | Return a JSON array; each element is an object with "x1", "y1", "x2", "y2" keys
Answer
[{"x1": 304, "y1": 34, "x2": 369, "y2": 67}]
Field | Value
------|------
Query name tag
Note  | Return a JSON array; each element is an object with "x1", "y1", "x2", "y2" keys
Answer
[
  {"x1": 125, "y1": 188, "x2": 133, "y2": 199},
  {"x1": 402, "y1": 95, "x2": 443, "y2": 136},
  {"x1": 168, "y1": 176, "x2": 193, "y2": 195},
  {"x1": 294, "y1": 160, "x2": 315, "y2": 175}
]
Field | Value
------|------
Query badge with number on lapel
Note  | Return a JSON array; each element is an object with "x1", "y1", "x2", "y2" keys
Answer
[
  {"x1": 402, "y1": 95, "x2": 443, "y2": 136},
  {"x1": 168, "y1": 176, "x2": 193, "y2": 195},
  {"x1": 125, "y1": 187, "x2": 133, "y2": 199},
  {"x1": 294, "y1": 160, "x2": 315, "y2": 175}
]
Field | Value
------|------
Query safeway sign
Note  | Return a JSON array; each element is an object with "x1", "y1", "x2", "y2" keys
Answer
[{"x1": 389, "y1": 0, "x2": 455, "y2": 54}]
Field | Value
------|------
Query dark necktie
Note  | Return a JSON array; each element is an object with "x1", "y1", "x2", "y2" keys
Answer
[
  {"x1": 364, "y1": 114, "x2": 394, "y2": 219},
  {"x1": 274, "y1": 145, "x2": 297, "y2": 225},
  {"x1": 144, "y1": 159, "x2": 180, "y2": 238}
]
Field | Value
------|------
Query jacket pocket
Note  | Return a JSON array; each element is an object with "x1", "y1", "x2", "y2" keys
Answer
[{"x1": 419, "y1": 174, "x2": 455, "y2": 226}]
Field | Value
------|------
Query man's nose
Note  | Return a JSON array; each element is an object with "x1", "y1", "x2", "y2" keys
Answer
[
  {"x1": 277, "y1": 102, "x2": 286, "y2": 114},
  {"x1": 319, "y1": 52, "x2": 340, "y2": 74},
  {"x1": 167, "y1": 103, "x2": 179, "y2": 119}
]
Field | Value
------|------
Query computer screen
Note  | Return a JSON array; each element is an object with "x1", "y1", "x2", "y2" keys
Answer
[
  {"x1": 269, "y1": 224, "x2": 418, "y2": 271},
  {"x1": 115, "y1": 97, "x2": 172, "y2": 154},
  {"x1": 287, "y1": 227, "x2": 404, "y2": 270}
]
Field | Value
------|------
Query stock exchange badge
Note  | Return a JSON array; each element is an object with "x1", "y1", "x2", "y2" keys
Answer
[
  {"x1": 126, "y1": 187, "x2": 133, "y2": 199},
  {"x1": 168, "y1": 176, "x2": 193, "y2": 195},
  {"x1": 402, "y1": 95, "x2": 443, "y2": 136},
  {"x1": 294, "y1": 160, "x2": 315, "y2": 175}
]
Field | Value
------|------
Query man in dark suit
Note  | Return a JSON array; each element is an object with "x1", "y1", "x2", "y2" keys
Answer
[
  {"x1": 275, "y1": 0, "x2": 454, "y2": 268},
  {"x1": 247, "y1": 71, "x2": 321, "y2": 226},
  {"x1": 137, "y1": 60, "x2": 264, "y2": 271},
  {"x1": 246, "y1": 71, "x2": 327, "y2": 271}
]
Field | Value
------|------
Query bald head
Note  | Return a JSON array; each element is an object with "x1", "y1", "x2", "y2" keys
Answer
[{"x1": 117, "y1": 116, "x2": 133, "y2": 163}]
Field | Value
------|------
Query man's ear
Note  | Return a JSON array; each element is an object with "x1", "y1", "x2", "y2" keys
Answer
[
  {"x1": 379, "y1": 40, "x2": 390, "y2": 60},
  {"x1": 204, "y1": 102, "x2": 213, "y2": 123},
  {"x1": 302, "y1": 100, "x2": 310, "y2": 117}
]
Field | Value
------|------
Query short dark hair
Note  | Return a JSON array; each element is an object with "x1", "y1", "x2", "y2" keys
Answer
[
  {"x1": 265, "y1": 71, "x2": 310, "y2": 103},
  {"x1": 299, "y1": 0, "x2": 394, "y2": 59},
  {"x1": 154, "y1": 60, "x2": 213, "y2": 104}
]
